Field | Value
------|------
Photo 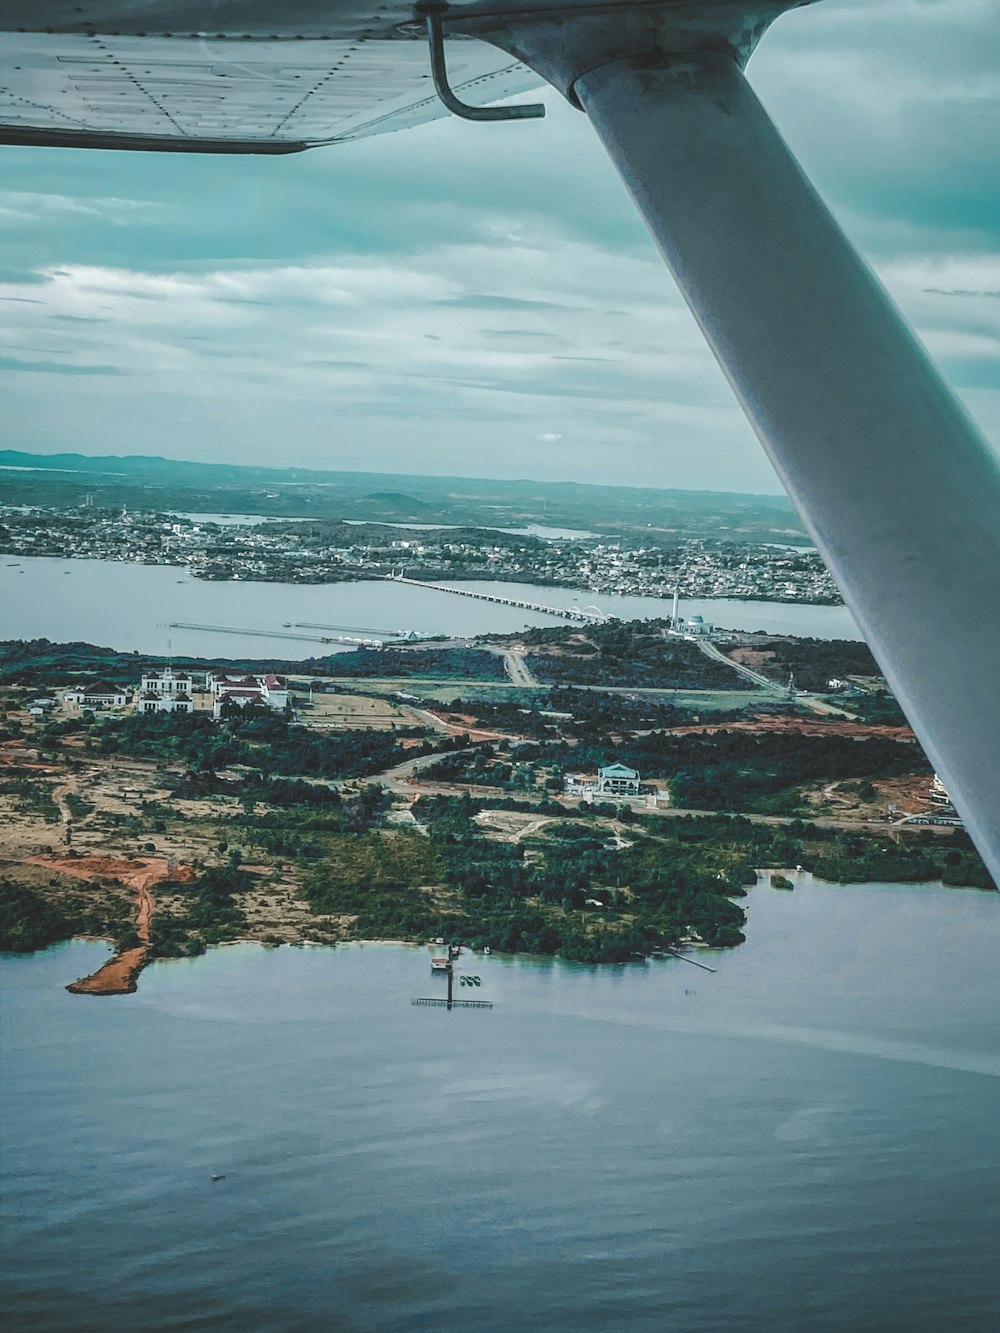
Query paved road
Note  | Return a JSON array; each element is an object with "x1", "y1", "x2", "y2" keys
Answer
[
  {"x1": 362, "y1": 746, "x2": 475, "y2": 789},
  {"x1": 695, "y1": 637, "x2": 784, "y2": 691},
  {"x1": 693, "y1": 638, "x2": 857, "y2": 718},
  {"x1": 369, "y1": 768, "x2": 944, "y2": 838},
  {"x1": 503, "y1": 650, "x2": 538, "y2": 688}
]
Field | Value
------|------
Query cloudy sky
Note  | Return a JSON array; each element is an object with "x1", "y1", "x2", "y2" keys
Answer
[{"x1": 0, "y1": 0, "x2": 997, "y2": 493}]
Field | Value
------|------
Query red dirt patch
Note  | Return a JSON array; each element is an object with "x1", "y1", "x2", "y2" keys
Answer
[
  {"x1": 726, "y1": 648, "x2": 777, "y2": 670},
  {"x1": 422, "y1": 708, "x2": 511, "y2": 743},
  {"x1": 26, "y1": 855, "x2": 196, "y2": 996},
  {"x1": 667, "y1": 716, "x2": 915, "y2": 741},
  {"x1": 0, "y1": 739, "x2": 61, "y2": 772},
  {"x1": 875, "y1": 774, "x2": 939, "y2": 814}
]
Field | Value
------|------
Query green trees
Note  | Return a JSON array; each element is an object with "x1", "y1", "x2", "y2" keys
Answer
[
  {"x1": 150, "y1": 864, "x2": 251, "y2": 955},
  {"x1": 322, "y1": 647, "x2": 506, "y2": 681},
  {"x1": 741, "y1": 637, "x2": 880, "y2": 691},
  {"x1": 0, "y1": 879, "x2": 74, "y2": 953},
  {"x1": 527, "y1": 626, "x2": 736, "y2": 689},
  {"x1": 93, "y1": 710, "x2": 424, "y2": 780}
]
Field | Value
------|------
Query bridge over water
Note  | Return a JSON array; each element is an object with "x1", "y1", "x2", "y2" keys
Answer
[{"x1": 386, "y1": 576, "x2": 608, "y2": 624}]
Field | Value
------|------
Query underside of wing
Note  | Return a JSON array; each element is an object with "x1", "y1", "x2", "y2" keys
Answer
[{"x1": 0, "y1": 3, "x2": 541, "y2": 153}]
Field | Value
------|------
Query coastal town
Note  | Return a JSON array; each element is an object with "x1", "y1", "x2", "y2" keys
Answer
[
  {"x1": 0, "y1": 468, "x2": 987, "y2": 994},
  {"x1": 0, "y1": 504, "x2": 840, "y2": 605}
]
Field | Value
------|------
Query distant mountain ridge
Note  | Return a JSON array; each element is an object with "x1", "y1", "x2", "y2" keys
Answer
[
  {"x1": 0, "y1": 449, "x2": 805, "y2": 542},
  {"x1": 0, "y1": 450, "x2": 792, "y2": 506}
]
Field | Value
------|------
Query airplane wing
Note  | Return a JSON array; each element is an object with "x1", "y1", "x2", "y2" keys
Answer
[{"x1": 0, "y1": 4, "x2": 537, "y2": 152}]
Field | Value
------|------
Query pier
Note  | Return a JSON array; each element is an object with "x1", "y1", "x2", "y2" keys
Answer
[
  {"x1": 291, "y1": 621, "x2": 428, "y2": 640},
  {"x1": 387, "y1": 575, "x2": 607, "y2": 623},
  {"x1": 167, "y1": 622, "x2": 390, "y2": 647}
]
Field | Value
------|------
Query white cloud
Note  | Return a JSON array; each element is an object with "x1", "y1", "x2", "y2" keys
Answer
[
  {"x1": 0, "y1": 191, "x2": 163, "y2": 224},
  {"x1": 0, "y1": 0, "x2": 997, "y2": 486}
]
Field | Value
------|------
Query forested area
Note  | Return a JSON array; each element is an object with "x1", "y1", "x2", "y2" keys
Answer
[
  {"x1": 834, "y1": 691, "x2": 908, "y2": 727},
  {"x1": 808, "y1": 836, "x2": 994, "y2": 890},
  {"x1": 431, "y1": 687, "x2": 748, "y2": 742},
  {"x1": 526, "y1": 624, "x2": 736, "y2": 689},
  {"x1": 297, "y1": 793, "x2": 750, "y2": 962},
  {"x1": 0, "y1": 638, "x2": 326, "y2": 688},
  {"x1": 580, "y1": 728, "x2": 923, "y2": 783},
  {"x1": 418, "y1": 729, "x2": 928, "y2": 815},
  {"x1": 733, "y1": 637, "x2": 881, "y2": 691},
  {"x1": 0, "y1": 879, "x2": 75, "y2": 952},
  {"x1": 659, "y1": 731, "x2": 924, "y2": 813},
  {"x1": 84, "y1": 709, "x2": 431, "y2": 778},
  {"x1": 0, "y1": 875, "x2": 138, "y2": 954},
  {"x1": 150, "y1": 862, "x2": 251, "y2": 958},
  {"x1": 322, "y1": 646, "x2": 506, "y2": 680}
]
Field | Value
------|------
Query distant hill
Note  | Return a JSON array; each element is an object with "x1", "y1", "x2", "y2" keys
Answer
[{"x1": 0, "y1": 449, "x2": 805, "y2": 543}]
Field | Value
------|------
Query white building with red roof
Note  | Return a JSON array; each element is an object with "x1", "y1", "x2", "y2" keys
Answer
[{"x1": 209, "y1": 671, "x2": 290, "y2": 719}]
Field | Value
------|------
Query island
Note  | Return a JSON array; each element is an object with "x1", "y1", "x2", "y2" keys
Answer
[{"x1": 0, "y1": 629, "x2": 992, "y2": 991}]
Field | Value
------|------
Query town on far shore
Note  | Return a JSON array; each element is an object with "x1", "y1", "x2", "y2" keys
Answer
[
  {"x1": 2, "y1": 618, "x2": 989, "y2": 997},
  {"x1": 2, "y1": 503, "x2": 840, "y2": 604}
]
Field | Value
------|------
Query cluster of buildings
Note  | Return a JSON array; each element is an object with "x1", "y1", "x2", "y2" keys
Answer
[
  {"x1": 60, "y1": 665, "x2": 290, "y2": 719},
  {"x1": 1, "y1": 504, "x2": 841, "y2": 605}
]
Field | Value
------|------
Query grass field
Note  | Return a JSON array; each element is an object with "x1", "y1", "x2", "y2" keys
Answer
[
  {"x1": 328, "y1": 679, "x2": 546, "y2": 706},
  {"x1": 293, "y1": 691, "x2": 422, "y2": 730}
]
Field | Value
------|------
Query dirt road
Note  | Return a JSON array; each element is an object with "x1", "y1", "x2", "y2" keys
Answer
[{"x1": 26, "y1": 854, "x2": 191, "y2": 996}]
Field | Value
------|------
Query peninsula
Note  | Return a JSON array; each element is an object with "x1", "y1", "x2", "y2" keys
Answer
[{"x1": 1, "y1": 630, "x2": 991, "y2": 991}]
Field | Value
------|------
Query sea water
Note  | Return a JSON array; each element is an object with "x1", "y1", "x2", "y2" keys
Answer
[
  {"x1": 0, "y1": 557, "x2": 861, "y2": 658},
  {"x1": 2, "y1": 876, "x2": 998, "y2": 1332}
]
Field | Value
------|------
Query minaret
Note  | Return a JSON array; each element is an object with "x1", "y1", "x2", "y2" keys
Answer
[{"x1": 671, "y1": 585, "x2": 680, "y2": 628}]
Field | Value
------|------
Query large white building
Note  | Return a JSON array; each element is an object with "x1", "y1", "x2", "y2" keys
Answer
[
  {"x1": 65, "y1": 680, "x2": 127, "y2": 709},
  {"x1": 596, "y1": 763, "x2": 641, "y2": 796},
  {"x1": 567, "y1": 762, "x2": 643, "y2": 798},
  {"x1": 140, "y1": 666, "x2": 193, "y2": 697},
  {"x1": 138, "y1": 691, "x2": 193, "y2": 715}
]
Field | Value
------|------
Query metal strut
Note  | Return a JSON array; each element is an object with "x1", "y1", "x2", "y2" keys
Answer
[{"x1": 416, "y1": 2, "x2": 545, "y2": 122}]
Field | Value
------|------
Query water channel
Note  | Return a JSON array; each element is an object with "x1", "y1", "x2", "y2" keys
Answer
[{"x1": 0, "y1": 557, "x2": 861, "y2": 658}]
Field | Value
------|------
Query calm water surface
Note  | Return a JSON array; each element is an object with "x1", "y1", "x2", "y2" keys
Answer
[
  {"x1": 0, "y1": 557, "x2": 860, "y2": 657},
  {"x1": 2, "y1": 877, "x2": 997, "y2": 1332}
]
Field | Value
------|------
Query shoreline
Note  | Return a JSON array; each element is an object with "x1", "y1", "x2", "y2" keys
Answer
[
  {"x1": 27, "y1": 873, "x2": 994, "y2": 994},
  {"x1": 23, "y1": 854, "x2": 193, "y2": 997}
]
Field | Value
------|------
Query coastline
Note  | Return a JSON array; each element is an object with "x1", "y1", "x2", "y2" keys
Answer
[
  {"x1": 24, "y1": 854, "x2": 194, "y2": 997},
  {"x1": 34, "y1": 872, "x2": 995, "y2": 996}
]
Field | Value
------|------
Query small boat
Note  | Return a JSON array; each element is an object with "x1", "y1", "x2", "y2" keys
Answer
[
  {"x1": 210, "y1": 1174, "x2": 227, "y2": 1182},
  {"x1": 483, "y1": 946, "x2": 491, "y2": 955}
]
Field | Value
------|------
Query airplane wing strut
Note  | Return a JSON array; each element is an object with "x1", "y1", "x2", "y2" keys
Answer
[{"x1": 465, "y1": 4, "x2": 1000, "y2": 879}]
